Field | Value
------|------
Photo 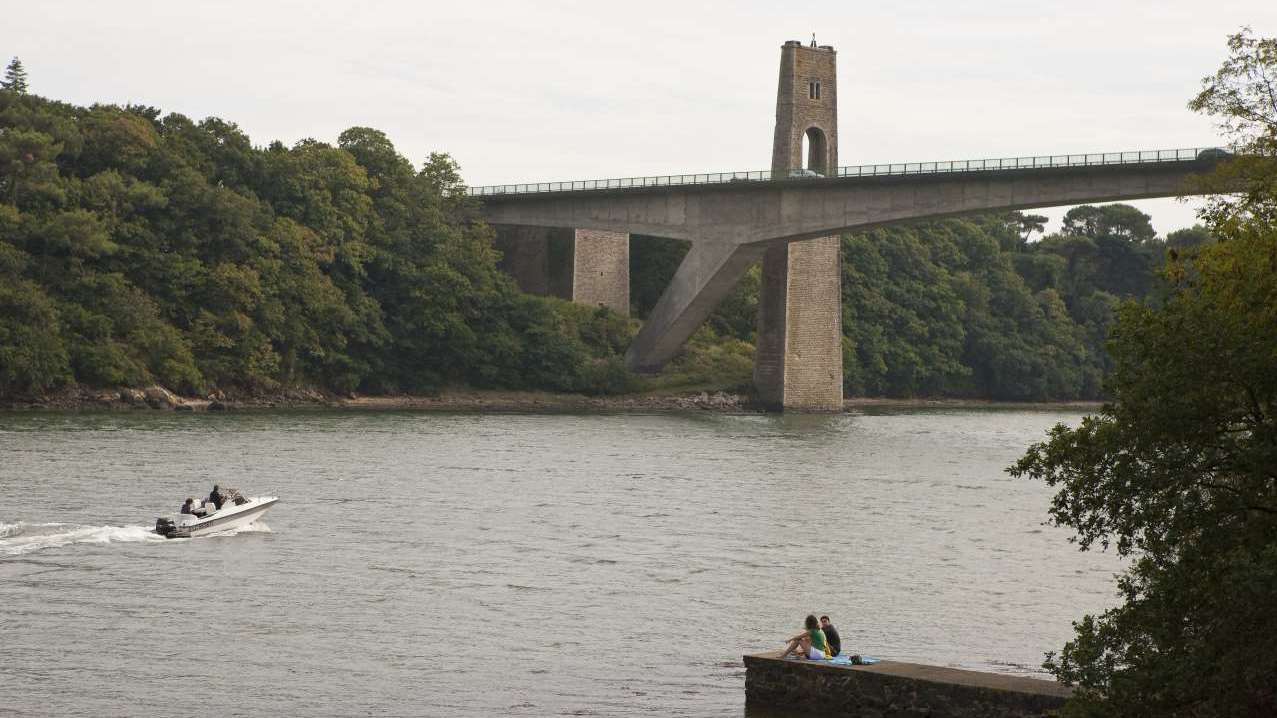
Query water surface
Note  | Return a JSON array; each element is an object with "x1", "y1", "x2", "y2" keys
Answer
[{"x1": 0, "y1": 409, "x2": 1118, "y2": 716}]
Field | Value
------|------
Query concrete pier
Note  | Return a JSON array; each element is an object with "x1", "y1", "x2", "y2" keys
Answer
[{"x1": 744, "y1": 651, "x2": 1070, "y2": 717}]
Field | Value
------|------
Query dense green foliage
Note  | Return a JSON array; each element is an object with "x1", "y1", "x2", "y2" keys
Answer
[
  {"x1": 0, "y1": 88, "x2": 636, "y2": 399},
  {"x1": 1011, "y1": 231, "x2": 1277, "y2": 716},
  {"x1": 1012, "y1": 29, "x2": 1277, "y2": 717},
  {"x1": 0, "y1": 60, "x2": 1224, "y2": 404},
  {"x1": 1, "y1": 58, "x2": 26, "y2": 94},
  {"x1": 633, "y1": 207, "x2": 1198, "y2": 400},
  {"x1": 843, "y1": 206, "x2": 1207, "y2": 400}
]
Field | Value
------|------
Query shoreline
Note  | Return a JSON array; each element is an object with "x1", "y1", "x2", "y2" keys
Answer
[{"x1": 0, "y1": 384, "x2": 1105, "y2": 414}]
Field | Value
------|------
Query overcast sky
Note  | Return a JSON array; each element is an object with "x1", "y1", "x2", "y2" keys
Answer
[{"x1": 6, "y1": 1, "x2": 1276, "y2": 235}]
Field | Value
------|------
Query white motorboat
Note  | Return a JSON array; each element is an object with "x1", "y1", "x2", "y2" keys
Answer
[{"x1": 154, "y1": 491, "x2": 278, "y2": 539}]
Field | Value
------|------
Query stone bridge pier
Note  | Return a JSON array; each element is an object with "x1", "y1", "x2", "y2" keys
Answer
[
  {"x1": 494, "y1": 226, "x2": 629, "y2": 316},
  {"x1": 755, "y1": 40, "x2": 844, "y2": 411}
]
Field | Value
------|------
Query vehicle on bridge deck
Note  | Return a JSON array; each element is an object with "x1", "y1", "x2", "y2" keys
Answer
[
  {"x1": 787, "y1": 168, "x2": 825, "y2": 178},
  {"x1": 154, "y1": 490, "x2": 278, "y2": 539},
  {"x1": 1196, "y1": 147, "x2": 1234, "y2": 161}
]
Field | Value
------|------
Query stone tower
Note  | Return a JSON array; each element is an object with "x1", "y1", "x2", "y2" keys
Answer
[{"x1": 753, "y1": 39, "x2": 844, "y2": 411}]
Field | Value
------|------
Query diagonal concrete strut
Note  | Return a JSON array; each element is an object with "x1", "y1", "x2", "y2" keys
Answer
[{"x1": 625, "y1": 241, "x2": 768, "y2": 372}]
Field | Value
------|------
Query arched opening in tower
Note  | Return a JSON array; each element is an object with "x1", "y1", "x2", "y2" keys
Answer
[{"x1": 803, "y1": 127, "x2": 828, "y2": 176}]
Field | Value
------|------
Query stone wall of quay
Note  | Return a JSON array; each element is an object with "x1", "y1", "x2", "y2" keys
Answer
[{"x1": 744, "y1": 652, "x2": 1070, "y2": 718}]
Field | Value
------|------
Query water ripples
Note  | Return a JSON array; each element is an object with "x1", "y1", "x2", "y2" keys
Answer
[{"x1": 0, "y1": 408, "x2": 1119, "y2": 716}]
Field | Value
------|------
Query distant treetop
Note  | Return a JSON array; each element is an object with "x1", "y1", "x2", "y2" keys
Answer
[{"x1": 2, "y1": 57, "x2": 28, "y2": 94}]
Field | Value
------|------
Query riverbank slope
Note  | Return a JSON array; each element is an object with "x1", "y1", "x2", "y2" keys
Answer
[{"x1": 0, "y1": 384, "x2": 1102, "y2": 413}]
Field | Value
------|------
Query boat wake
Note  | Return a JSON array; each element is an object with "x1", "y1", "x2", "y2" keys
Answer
[
  {"x1": 0, "y1": 521, "x2": 165, "y2": 557},
  {"x1": 0, "y1": 520, "x2": 270, "y2": 557}
]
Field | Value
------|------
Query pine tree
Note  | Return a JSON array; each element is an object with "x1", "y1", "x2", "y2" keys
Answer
[{"x1": 2, "y1": 57, "x2": 28, "y2": 93}]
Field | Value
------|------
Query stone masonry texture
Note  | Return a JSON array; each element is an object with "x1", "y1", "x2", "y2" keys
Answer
[
  {"x1": 772, "y1": 41, "x2": 838, "y2": 175},
  {"x1": 744, "y1": 653, "x2": 1070, "y2": 717},
  {"x1": 495, "y1": 226, "x2": 629, "y2": 316},
  {"x1": 782, "y1": 236, "x2": 843, "y2": 410},
  {"x1": 753, "y1": 243, "x2": 790, "y2": 407},
  {"x1": 571, "y1": 229, "x2": 630, "y2": 316},
  {"x1": 756, "y1": 40, "x2": 844, "y2": 411}
]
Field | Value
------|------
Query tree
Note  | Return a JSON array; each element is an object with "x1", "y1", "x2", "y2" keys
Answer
[
  {"x1": 0, "y1": 128, "x2": 62, "y2": 206},
  {"x1": 1047, "y1": 205, "x2": 1163, "y2": 299},
  {"x1": 1011, "y1": 30, "x2": 1277, "y2": 717},
  {"x1": 1015, "y1": 212, "x2": 1049, "y2": 244},
  {"x1": 1062, "y1": 204, "x2": 1156, "y2": 245},
  {"x1": 1010, "y1": 233, "x2": 1277, "y2": 717},
  {"x1": 1188, "y1": 28, "x2": 1277, "y2": 230},
  {"x1": 1165, "y1": 225, "x2": 1213, "y2": 251},
  {"x1": 0, "y1": 279, "x2": 70, "y2": 394},
  {"x1": 1, "y1": 57, "x2": 27, "y2": 93}
]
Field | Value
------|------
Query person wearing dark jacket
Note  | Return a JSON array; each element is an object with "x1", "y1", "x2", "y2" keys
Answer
[
  {"x1": 208, "y1": 485, "x2": 224, "y2": 511},
  {"x1": 180, "y1": 498, "x2": 195, "y2": 514},
  {"x1": 820, "y1": 615, "x2": 842, "y2": 657}
]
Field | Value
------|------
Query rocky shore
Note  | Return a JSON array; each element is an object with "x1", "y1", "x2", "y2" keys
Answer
[
  {"x1": 0, "y1": 384, "x2": 755, "y2": 413},
  {"x1": 0, "y1": 384, "x2": 1102, "y2": 414}
]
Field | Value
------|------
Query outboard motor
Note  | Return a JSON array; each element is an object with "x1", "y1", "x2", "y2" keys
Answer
[{"x1": 155, "y1": 517, "x2": 176, "y2": 538}]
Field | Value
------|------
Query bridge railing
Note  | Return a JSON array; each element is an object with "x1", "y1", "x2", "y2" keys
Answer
[{"x1": 465, "y1": 147, "x2": 1225, "y2": 197}]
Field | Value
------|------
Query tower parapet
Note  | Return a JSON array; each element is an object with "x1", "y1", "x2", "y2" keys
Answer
[{"x1": 772, "y1": 41, "x2": 837, "y2": 176}]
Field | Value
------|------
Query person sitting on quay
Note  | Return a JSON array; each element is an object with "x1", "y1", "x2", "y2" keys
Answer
[
  {"x1": 820, "y1": 615, "x2": 841, "y2": 657},
  {"x1": 780, "y1": 614, "x2": 828, "y2": 660}
]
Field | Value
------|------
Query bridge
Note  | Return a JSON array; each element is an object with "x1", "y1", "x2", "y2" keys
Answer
[{"x1": 471, "y1": 40, "x2": 1229, "y2": 411}]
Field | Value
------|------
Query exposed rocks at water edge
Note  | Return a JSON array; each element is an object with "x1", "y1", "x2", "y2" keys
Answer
[
  {"x1": 1, "y1": 386, "x2": 1101, "y2": 413},
  {"x1": 0, "y1": 385, "x2": 760, "y2": 413}
]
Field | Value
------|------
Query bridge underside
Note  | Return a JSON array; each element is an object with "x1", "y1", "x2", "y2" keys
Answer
[
  {"x1": 482, "y1": 159, "x2": 1221, "y2": 410},
  {"x1": 494, "y1": 227, "x2": 630, "y2": 315}
]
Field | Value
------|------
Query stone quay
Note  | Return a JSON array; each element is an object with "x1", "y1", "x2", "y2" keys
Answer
[{"x1": 744, "y1": 651, "x2": 1071, "y2": 717}]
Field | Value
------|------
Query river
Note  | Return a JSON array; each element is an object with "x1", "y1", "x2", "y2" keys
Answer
[{"x1": 0, "y1": 408, "x2": 1119, "y2": 716}]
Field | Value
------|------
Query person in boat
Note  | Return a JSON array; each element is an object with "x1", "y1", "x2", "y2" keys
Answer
[
  {"x1": 180, "y1": 498, "x2": 196, "y2": 515},
  {"x1": 780, "y1": 614, "x2": 828, "y2": 660},
  {"x1": 208, "y1": 485, "x2": 224, "y2": 511}
]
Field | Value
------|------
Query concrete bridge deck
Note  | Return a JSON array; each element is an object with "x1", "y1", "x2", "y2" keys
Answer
[
  {"x1": 475, "y1": 149, "x2": 1226, "y2": 374},
  {"x1": 467, "y1": 147, "x2": 1218, "y2": 199},
  {"x1": 473, "y1": 150, "x2": 1222, "y2": 244}
]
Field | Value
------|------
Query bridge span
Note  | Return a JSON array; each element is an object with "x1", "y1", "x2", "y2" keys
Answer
[
  {"x1": 472, "y1": 39, "x2": 1229, "y2": 410},
  {"x1": 476, "y1": 150, "x2": 1223, "y2": 370}
]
